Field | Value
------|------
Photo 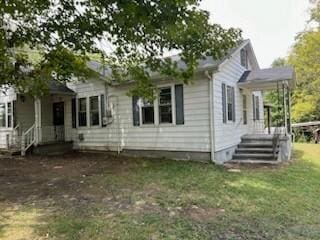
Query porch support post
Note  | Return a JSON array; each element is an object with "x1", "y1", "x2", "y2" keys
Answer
[
  {"x1": 287, "y1": 87, "x2": 292, "y2": 136},
  {"x1": 282, "y1": 82, "x2": 288, "y2": 136},
  {"x1": 34, "y1": 98, "x2": 42, "y2": 145}
]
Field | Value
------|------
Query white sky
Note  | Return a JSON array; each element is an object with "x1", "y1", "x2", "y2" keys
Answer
[{"x1": 200, "y1": 0, "x2": 311, "y2": 68}]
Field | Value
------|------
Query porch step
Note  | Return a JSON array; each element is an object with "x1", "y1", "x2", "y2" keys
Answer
[
  {"x1": 0, "y1": 148, "x2": 21, "y2": 156},
  {"x1": 241, "y1": 134, "x2": 274, "y2": 144},
  {"x1": 233, "y1": 153, "x2": 275, "y2": 160},
  {"x1": 235, "y1": 148, "x2": 274, "y2": 154},
  {"x1": 231, "y1": 134, "x2": 279, "y2": 163},
  {"x1": 33, "y1": 141, "x2": 73, "y2": 156},
  {"x1": 238, "y1": 143, "x2": 273, "y2": 148},
  {"x1": 241, "y1": 134, "x2": 274, "y2": 141},
  {"x1": 227, "y1": 159, "x2": 280, "y2": 165}
]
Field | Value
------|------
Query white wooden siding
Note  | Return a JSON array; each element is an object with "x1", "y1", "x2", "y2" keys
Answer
[
  {"x1": 68, "y1": 78, "x2": 211, "y2": 153},
  {"x1": 0, "y1": 88, "x2": 16, "y2": 148},
  {"x1": 213, "y1": 49, "x2": 264, "y2": 152}
]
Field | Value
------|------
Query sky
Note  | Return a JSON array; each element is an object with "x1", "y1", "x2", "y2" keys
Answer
[{"x1": 200, "y1": 0, "x2": 311, "y2": 68}]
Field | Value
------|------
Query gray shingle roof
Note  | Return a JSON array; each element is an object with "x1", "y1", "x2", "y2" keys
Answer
[
  {"x1": 49, "y1": 81, "x2": 76, "y2": 95},
  {"x1": 87, "y1": 39, "x2": 250, "y2": 79},
  {"x1": 239, "y1": 67, "x2": 295, "y2": 83}
]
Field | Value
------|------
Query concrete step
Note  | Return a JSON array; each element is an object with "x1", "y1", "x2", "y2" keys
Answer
[
  {"x1": 238, "y1": 143, "x2": 273, "y2": 148},
  {"x1": 233, "y1": 153, "x2": 275, "y2": 160},
  {"x1": 0, "y1": 148, "x2": 21, "y2": 156},
  {"x1": 33, "y1": 141, "x2": 73, "y2": 155},
  {"x1": 241, "y1": 134, "x2": 274, "y2": 140},
  {"x1": 235, "y1": 148, "x2": 275, "y2": 154},
  {"x1": 227, "y1": 159, "x2": 280, "y2": 165},
  {"x1": 241, "y1": 135, "x2": 275, "y2": 144}
]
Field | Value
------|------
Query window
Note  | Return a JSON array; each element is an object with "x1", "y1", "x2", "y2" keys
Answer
[
  {"x1": 240, "y1": 49, "x2": 248, "y2": 68},
  {"x1": 90, "y1": 96, "x2": 99, "y2": 126},
  {"x1": 78, "y1": 98, "x2": 87, "y2": 127},
  {"x1": 159, "y1": 87, "x2": 172, "y2": 123},
  {"x1": 255, "y1": 96, "x2": 260, "y2": 120},
  {"x1": 222, "y1": 84, "x2": 235, "y2": 123},
  {"x1": 0, "y1": 103, "x2": 5, "y2": 127},
  {"x1": 132, "y1": 84, "x2": 184, "y2": 127},
  {"x1": 243, "y1": 95, "x2": 247, "y2": 125},
  {"x1": 227, "y1": 86, "x2": 234, "y2": 121},
  {"x1": 142, "y1": 99, "x2": 154, "y2": 124},
  {"x1": 7, "y1": 102, "x2": 12, "y2": 128}
]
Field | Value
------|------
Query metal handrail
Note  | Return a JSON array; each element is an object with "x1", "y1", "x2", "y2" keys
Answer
[{"x1": 272, "y1": 120, "x2": 282, "y2": 160}]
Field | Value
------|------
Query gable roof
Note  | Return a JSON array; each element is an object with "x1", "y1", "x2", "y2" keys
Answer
[
  {"x1": 87, "y1": 39, "x2": 254, "y2": 80},
  {"x1": 49, "y1": 81, "x2": 76, "y2": 95}
]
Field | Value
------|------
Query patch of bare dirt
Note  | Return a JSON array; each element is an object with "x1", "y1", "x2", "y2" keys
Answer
[{"x1": 183, "y1": 205, "x2": 225, "y2": 222}]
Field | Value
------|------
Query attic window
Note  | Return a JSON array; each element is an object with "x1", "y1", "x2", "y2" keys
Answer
[{"x1": 240, "y1": 49, "x2": 248, "y2": 69}]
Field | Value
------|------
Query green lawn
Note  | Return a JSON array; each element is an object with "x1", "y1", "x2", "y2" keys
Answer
[{"x1": 0, "y1": 143, "x2": 320, "y2": 240}]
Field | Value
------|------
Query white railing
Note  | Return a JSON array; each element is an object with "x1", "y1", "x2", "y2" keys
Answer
[
  {"x1": 21, "y1": 124, "x2": 36, "y2": 156},
  {"x1": 10, "y1": 123, "x2": 21, "y2": 148}
]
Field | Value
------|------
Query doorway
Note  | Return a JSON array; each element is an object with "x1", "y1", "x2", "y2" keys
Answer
[{"x1": 53, "y1": 102, "x2": 65, "y2": 141}]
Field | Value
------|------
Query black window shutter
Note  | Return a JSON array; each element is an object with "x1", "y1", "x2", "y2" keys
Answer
[
  {"x1": 71, "y1": 98, "x2": 76, "y2": 128},
  {"x1": 132, "y1": 96, "x2": 140, "y2": 126},
  {"x1": 175, "y1": 84, "x2": 184, "y2": 125},
  {"x1": 232, "y1": 87, "x2": 236, "y2": 122},
  {"x1": 222, "y1": 83, "x2": 227, "y2": 123},
  {"x1": 101, "y1": 94, "x2": 106, "y2": 127},
  {"x1": 252, "y1": 94, "x2": 256, "y2": 121}
]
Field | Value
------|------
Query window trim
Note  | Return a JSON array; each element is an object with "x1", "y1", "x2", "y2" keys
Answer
[
  {"x1": 158, "y1": 86, "x2": 173, "y2": 124},
  {"x1": 0, "y1": 101, "x2": 15, "y2": 129},
  {"x1": 89, "y1": 96, "x2": 100, "y2": 127},
  {"x1": 0, "y1": 103, "x2": 6, "y2": 128},
  {"x1": 240, "y1": 48, "x2": 248, "y2": 69},
  {"x1": 140, "y1": 99, "x2": 155, "y2": 126},
  {"x1": 243, "y1": 94, "x2": 247, "y2": 125},
  {"x1": 7, "y1": 102, "x2": 12, "y2": 128},
  {"x1": 255, "y1": 95, "x2": 260, "y2": 121},
  {"x1": 77, "y1": 97, "x2": 88, "y2": 128},
  {"x1": 137, "y1": 84, "x2": 177, "y2": 127},
  {"x1": 223, "y1": 84, "x2": 235, "y2": 123}
]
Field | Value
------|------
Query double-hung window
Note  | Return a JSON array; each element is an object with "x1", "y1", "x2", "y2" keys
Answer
[
  {"x1": 78, "y1": 98, "x2": 87, "y2": 127},
  {"x1": 159, "y1": 87, "x2": 172, "y2": 124},
  {"x1": 132, "y1": 84, "x2": 184, "y2": 126},
  {"x1": 227, "y1": 86, "x2": 234, "y2": 121},
  {"x1": 243, "y1": 95, "x2": 247, "y2": 125},
  {"x1": 142, "y1": 100, "x2": 154, "y2": 124},
  {"x1": 7, "y1": 102, "x2": 12, "y2": 128},
  {"x1": 240, "y1": 49, "x2": 248, "y2": 69},
  {"x1": 255, "y1": 96, "x2": 260, "y2": 120},
  {"x1": 222, "y1": 84, "x2": 235, "y2": 123},
  {"x1": 0, "y1": 103, "x2": 5, "y2": 127},
  {"x1": 90, "y1": 96, "x2": 99, "y2": 126}
]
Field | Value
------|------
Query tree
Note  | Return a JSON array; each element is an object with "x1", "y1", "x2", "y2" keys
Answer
[
  {"x1": 0, "y1": 0, "x2": 241, "y2": 99},
  {"x1": 286, "y1": 0, "x2": 320, "y2": 122},
  {"x1": 264, "y1": 58, "x2": 287, "y2": 126}
]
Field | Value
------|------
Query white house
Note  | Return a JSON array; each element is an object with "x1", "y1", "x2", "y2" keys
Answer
[{"x1": 0, "y1": 40, "x2": 295, "y2": 164}]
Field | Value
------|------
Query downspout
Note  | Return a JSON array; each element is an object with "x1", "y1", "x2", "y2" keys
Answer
[
  {"x1": 102, "y1": 58, "x2": 121, "y2": 155},
  {"x1": 205, "y1": 70, "x2": 216, "y2": 164}
]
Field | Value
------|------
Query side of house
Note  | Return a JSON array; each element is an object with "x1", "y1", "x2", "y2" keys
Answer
[
  {"x1": 0, "y1": 39, "x2": 268, "y2": 163},
  {"x1": 212, "y1": 41, "x2": 264, "y2": 162},
  {"x1": 66, "y1": 40, "x2": 264, "y2": 162},
  {"x1": 68, "y1": 76, "x2": 213, "y2": 161}
]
